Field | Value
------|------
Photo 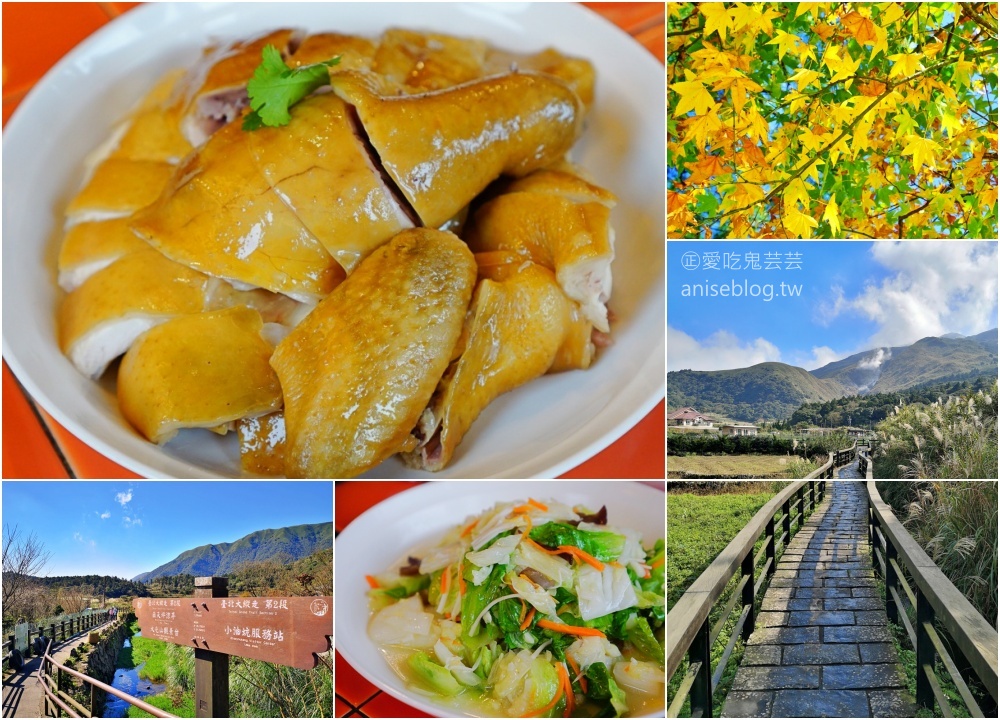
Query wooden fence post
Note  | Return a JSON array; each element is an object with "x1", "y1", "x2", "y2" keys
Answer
[
  {"x1": 194, "y1": 576, "x2": 230, "y2": 718},
  {"x1": 916, "y1": 590, "x2": 934, "y2": 709},
  {"x1": 885, "y1": 537, "x2": 899, "y2": 624},
  {"x1": 689, "y1": 617, "x2": 713, "y2": 718},
  {"x1": 765, "y1": 516, "x2": 776, "y2": 578}
]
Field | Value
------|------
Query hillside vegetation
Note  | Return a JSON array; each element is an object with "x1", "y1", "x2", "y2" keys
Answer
[
  {"x1": 134, "y1": 522, "x2": 332, "y2": 581},
  {"x1": 668, "y1": 362, "x2": 847, "y2": 421}
]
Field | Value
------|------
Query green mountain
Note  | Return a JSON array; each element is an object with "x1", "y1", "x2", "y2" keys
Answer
[
  {"x1": 669, "y1": 330, "x2": 998, "y2": 422},
  {"x1": 668, "y1": 362, "x2": 849, "y2": 422},
  {"x1": 133, "y1": 522, "x2": 333, "y2": 582}
]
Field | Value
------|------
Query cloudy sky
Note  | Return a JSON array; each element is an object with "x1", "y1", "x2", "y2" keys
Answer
[
  {"x1": 668, "y1": 241, "x2": 999, "y2": 372},
  {"x1": 1, "y1": 482, "x2": 332, "y2": 578}
]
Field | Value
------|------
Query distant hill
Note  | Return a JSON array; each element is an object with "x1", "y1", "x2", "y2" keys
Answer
[
  {"x1": 669, "y1": 330, "x2": 998, "y2": 422},
  {"x1": 29, "y1": 575, "x2": 150, "y2": 598},
  {"x1": 668, "y1": 362, "x2": 848, "y2": 422},
  {"x1": 134, "y1": 522, "x2": 333, "y2": 582}
]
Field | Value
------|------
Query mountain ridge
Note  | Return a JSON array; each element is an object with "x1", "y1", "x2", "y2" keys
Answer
[
  {"x1": 668, "y1": 330, "x2": 998, "y2": 422},
  {"x1": 133, "y1": 522, "x2": 333, "y2": 582}
]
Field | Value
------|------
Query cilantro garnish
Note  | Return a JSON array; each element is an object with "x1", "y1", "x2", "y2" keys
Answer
[{"x1": 243, "y1": 45, "x2": 341, "y2": 130}]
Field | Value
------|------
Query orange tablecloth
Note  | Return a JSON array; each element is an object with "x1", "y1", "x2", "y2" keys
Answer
[
  {"x1": 335, "y1": 479, "x2": 665, "y2": 717},
  {"x1": 1, "y1": 2, "x2": 664, "y2": 480}
]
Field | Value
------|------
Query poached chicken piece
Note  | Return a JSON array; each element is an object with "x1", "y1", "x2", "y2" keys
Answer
[
  {"x1": 271, "y1": 229, "x2": 476, "y2": 478},
  {"x1": 118, "y1": 306, "x2": 282, "y2": 444}
]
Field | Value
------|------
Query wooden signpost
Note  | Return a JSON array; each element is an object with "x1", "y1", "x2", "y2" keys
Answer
[{"x1": 133, "y1": 577, "x2": 332, "y2": 718}]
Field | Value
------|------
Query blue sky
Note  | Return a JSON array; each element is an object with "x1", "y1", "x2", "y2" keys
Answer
[
  {"x1": 668, "y1": 241, "x2": 999, "y2": 371},
  {"x1": 0, "y1": 482, "x2": 332, "y2": 579}
]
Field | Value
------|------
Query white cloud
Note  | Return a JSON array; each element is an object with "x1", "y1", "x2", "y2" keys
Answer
[
  {"x1": 90, "y1": 540, "x2": 96, "y2": 548},
  {"x1": 820, "y1": 242, "x2": 998, "y2": 348},
  {"x1": 795, "y1": 346, "x2": 846, "y2": 371},
  {"x1": 73, "y1": 532, "x2": 84, "y2": 543},
  {"x1": 122, "y1": 515, "x2": 142, "y2": 528},
  {"x1": 668, "y1": 326, "x2": 782, "y2": 371},
  {"x1": 115, "y1": 490, "x2": 132, "y2": 507},
  {"x1": 99, "y1": 511, "x2": 111, "y2": 520}
]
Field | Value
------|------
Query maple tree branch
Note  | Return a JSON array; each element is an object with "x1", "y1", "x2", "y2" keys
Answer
[
  {"x1": 842, "y1": 227, "x2": 877, "y2": 239},
  {"x1": 897, "y1": 198, "x2": 933, "y2": 238},
  {"x1": 703, "y1": 49, "x2": 994, "y2": 228}
]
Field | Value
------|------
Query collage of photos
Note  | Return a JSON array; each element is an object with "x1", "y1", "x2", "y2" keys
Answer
[{"x1": 668, "y1": 1, "x2": 999, "y2": 481}]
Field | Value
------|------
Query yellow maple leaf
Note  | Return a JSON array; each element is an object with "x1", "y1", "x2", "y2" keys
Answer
[
  {"x1": 711, "y1": 68, "x2": 763, "y2": 113},
  {"x1": 783, "y1": 206, "x2": 819, "y2": 238},
  {"x1": 879, "y1": 2, "x2": 904, "y2": 25},
  {"x1": 785, "y1": 91, "x2": 811, "y2": 114},
  {"x1": 784, "y1": 177, "x2": 811, "y2": 210},
  {"x1": 939, "y1": 110, "x2": 963, "y2": 137},
  {"x1": 825, "y1": 46, "x2": 862, "y2": 89},
  {"x1": 766, "y1": 29, "x2": 803, "y2": 61},
  {"x1": 686, "y1": 153, "x2": 729, "y2": 184},
  {"x1": 788, "y1": 67, "x2": 822, "y2": 91},
  {"x1": 742, "y1": 102, "x2": 769, "y2": 143},
  {"x1": 803, "y1": 157, "x2": 825, "y2": 185},
  {"x1": 901, "y1": 135, "x2": 942, "y2": 170},
  {"x1": 823, "y1": 196, "x2": 841, "y2": 235},
  {"x1": 700, "y1": 3, "x2": 733, "y2": 43},
  {"x1": 798, "y1": 128, "x2": 825, "y2": 153},
  {"x1": 870, "y1": 25, "x2": 889, "y2": 60},
  {"x1": 672, "y1": 80, "x2": 717, "y2": 116},
  {"x1": 888, "y1": 52, "x2": 924, "y2": 80},
  {"x1": 952, "y1": 59, "x2": 975, "y2": 88},
  {"x1": 683, "y1": 112, "x2": 724, "y2": 149},
  {"x1": 733, "y1": 182, "x2": 766, "y2": 208},
  {"x1": 796, "y1": 2, "x2": 828, "y2": 18}
]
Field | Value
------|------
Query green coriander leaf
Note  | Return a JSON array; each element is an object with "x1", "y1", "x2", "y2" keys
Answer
[{"x1": 244, "y1": 44, "x2": 341, "y2": 130}]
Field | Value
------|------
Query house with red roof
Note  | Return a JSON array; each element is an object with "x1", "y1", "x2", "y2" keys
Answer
[{"x1": 667, "y1": 406, "x2": 715, "y2": 427}]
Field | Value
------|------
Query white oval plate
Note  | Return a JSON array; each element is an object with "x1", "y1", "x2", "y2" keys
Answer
[
  {"x1": 334, "y1": 480, "x2": 666, "y2": 717},
  {"x1": 2, "y1": 2, "x2": 665, "y2": 478}
]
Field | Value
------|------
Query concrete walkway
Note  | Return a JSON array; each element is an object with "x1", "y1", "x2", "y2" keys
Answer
[
  {"x1": 2, "y1": 618, "x2": 114, "y2": 718},
  {"x1": 722, "y1": 481, "x2": 916, "y2": 718}
]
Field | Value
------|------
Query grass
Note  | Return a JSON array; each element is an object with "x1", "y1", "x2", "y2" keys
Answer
[
  {"x1": 667, "y1": 455, "x2": 819, "y2": 479},
  {"x1": 126, "y1": 691, "x2": 195, "y2": 718},
  {"x1": 130, "y1": 634, "x2": 169, "y2": 683},
  {"x1": 667, "y1": 482, "x2": 820, "y2": 716}
]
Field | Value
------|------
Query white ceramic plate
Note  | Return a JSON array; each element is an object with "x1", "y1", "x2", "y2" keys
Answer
[
  {"x1": 334, "y1": 480, "x2": 666, "y2": 717},
  {"x1": 2, "y1": 2, "x2": 665, "y2": 478}
]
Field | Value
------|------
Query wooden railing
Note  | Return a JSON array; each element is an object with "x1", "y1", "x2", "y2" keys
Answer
[
  {"x1": 667, "y1": 480, "x2": 826, "y2": 718},
  {"x1": 4, "y1": 610, "x2": 109, "y2": 667},
  {"x1": 805, "y1": 441, "x2": 857, "y2": 479},
  {"x1": 865, "y1": 482, "x2": 998, "y2": 718},
  {"x1": 858, "y1": 446, "x2": 874, "y2": 479},
  {"x1": 38, "y1": 634, "x2": 177, "y2": 718}
]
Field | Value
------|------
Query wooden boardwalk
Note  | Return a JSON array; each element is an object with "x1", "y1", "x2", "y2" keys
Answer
[
  {"x1": 2, "y1": 618, "x2": 114, "y2": 718},
  {"x1": 722, "y1": 481, "x2": 917, "y2": 718}
]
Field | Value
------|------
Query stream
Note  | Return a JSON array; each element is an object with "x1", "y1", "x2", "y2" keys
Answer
[{"x1": 103, "y1": 631, "x2": 167, "y2": 718}]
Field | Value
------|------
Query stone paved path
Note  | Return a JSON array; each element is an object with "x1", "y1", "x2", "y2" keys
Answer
[
  {"x1": 837, "y1": 459, "x2": 863, "y2": 479},
  {"x1": 722, "y1": 481, "x2": 917, "y2": 718}
]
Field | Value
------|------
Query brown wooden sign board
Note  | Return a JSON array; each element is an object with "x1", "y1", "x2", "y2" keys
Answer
[{"x1": 133, "y1": 596, "x2": 331, "y2": 670}]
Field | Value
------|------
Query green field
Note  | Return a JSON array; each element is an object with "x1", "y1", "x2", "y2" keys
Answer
[{"x1": 667, "y1": 455, "x2": 817, "y2": 480}]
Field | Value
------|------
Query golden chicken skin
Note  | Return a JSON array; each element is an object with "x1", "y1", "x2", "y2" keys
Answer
[
  {"x1": 330, "y1": 70, "x2": 584, "y2": 229},
  {"x1": 118, "y1": 306, "x2": 282, "y2": 444},
  {"x1": 271, "y1": 228, "x2": 476, "y2": 478},
  {"x1": 464, "y1": 167, "x2": 616, "y2": 333},
  {"x1": 403, "y1": 261, "x2": 592, "y2": 471}
]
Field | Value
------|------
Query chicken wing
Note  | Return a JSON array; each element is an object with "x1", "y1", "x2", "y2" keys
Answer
[{"x1": 271, "y1": 228, "x2": 476, "y2": 478}]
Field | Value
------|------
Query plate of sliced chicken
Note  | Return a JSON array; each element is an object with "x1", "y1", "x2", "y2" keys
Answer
[{"x1": 2, "y1": 2, "x2": 665, "y2": 478}]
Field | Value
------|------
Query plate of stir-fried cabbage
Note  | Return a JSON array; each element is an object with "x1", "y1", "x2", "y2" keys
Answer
[{"x1": 335, "y1": 481, "x2": 665, "y2": 717}]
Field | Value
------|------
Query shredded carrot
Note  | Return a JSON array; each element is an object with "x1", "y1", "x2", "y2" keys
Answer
[
  {"x1": 562, "y1": 661, "x2": 574, "y2": 717},
  {"x1": 458, "y1": 560, "x2": 467, "y2": 596},
  {"x1": 536, "y1": 619, "x2": 606, "y2": 638},
  {"x1": 566, "y1": 654, "x2": 587, "y2": 693},
  {"x1": 524, "y1": 513, "x2": 533, "y2": 536},
  {"x1": 520, "y1": 607, "x2": 537, "y2": 631},
  {"x1": 461, "y1": 519, "x2": 478, "y2": 537},
  {"x1": 519, "y1": 598, "x2": 527, "y2": 623},
  {"x1": 651, "y1": 555, "x2": 665, "y2": 569},
  {"x1": 441, "y1": 566, "x2": 451, "y2": 597},
  {"x1": 524, "y1": 537, "x2": 564, "y2": 556},
  {"x1": 558, "y1": 545, "x2": 605, "y2": 571},
  {"x1": 365, "y1": 575, "x2": 380, "y2": 589},
  {"x1": 512, "y1": 504, "x2": 534, "y2": 514},
  {"x1": 528, "y1": 498, "x2": 549, "y2": 512},
  {"x1": 519, "y1": 573, "x2": 541, "y2": 589},
  {"x1": 643, "y1": 569, "x2": 651, "y2": 579},
  {"x1": 521, "y1": 664, "x2": 566, "y2": 717},
  {"x1": 609, "y1": 560, "x2": 624, "y2": 569}
]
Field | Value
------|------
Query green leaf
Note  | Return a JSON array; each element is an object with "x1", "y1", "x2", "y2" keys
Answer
[
  {"x1": 694, "y1": 192, "x2": 719, "y2": 216},
  {"x1": 244, "y1": 44, "x2": 341, "y2": 130}
]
